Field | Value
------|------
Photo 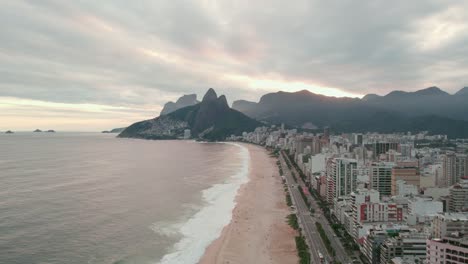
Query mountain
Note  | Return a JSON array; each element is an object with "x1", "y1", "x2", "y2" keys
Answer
[
  {"x1": 361, "y1": 94, "x2": 379, "y2": 101},
  {"x1": 456, "y1": 87, "x2": 468, "y2": 96},
  {"x1": 119, "y1": 88, "x2": 261, "y2": 141},
  {"x1": 102, "y1": 127, "x2": 126, "y2": 133},
  {"x1": 330, "y1": 112, "x2": 468, "y2": 139},
  {"x1": 110, "y1": 127, "x2": 126, "y2": 133},
  {"x1": 361, "y1": 86, "x2": 467, "y2": 120},
  {"x1": 231, "y1": 87, "x2": 468, "y2": 138},
  {"x1": 233, "y1": 89, "x2": 364, "y2": 128},
  {"x1": 160, "y1": 94, "x2": 199, "y2": 115},
  {"x1": 231, "y1": 100, "x2": 258, "y2": 114}
]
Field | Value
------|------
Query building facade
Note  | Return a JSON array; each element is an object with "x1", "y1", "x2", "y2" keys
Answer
[
  {"x1": 370, "y1": 162, "x2": 395, "y2": 198},
  {"x1": 432, "y1": 213, "x2": 468, "y2": 239},
  {"x1": 391, "y1": 162, "x2": 420, "y2": 196},
  {"x1": 426, "y1": 236, "x2": 468, "y2": 264},
  {"x1": 326, "y1": 157, "x2": 358, "y2": 204},
  {"x1": 443, "y1": 153, "x2": 468, "y2": 186},
  {"x1": 449, "y1": 179, "x2": 468, "y2": 212}
]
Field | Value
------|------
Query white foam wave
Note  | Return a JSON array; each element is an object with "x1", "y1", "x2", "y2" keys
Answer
[{"x1": 155, "y1": 143, "x2": 250, "y2": 264}]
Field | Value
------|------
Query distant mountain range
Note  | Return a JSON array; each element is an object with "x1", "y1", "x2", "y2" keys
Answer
[
  {"x1": 117, "y1": 86, "x2": 468, "y2": 140},
  {"x1": 232, "y1": 87, "x2": 468, "y2": 138},
  {"x1": 361, "y1": 86, "x2": 468, "y2": 121},
  {"x1": 118, "y1": 89, "x2": 260, "y2": 141}
]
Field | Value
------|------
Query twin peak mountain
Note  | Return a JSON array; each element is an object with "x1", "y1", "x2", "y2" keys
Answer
[{"x1": 118, "y1": 88, "x2": 260, "y2": 141}]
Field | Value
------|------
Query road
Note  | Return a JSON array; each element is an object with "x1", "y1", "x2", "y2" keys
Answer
[
  {"x1": 281, "y1": 152, "x2": 354, "y2": 264},
  {"x1": 280, "y1": 154, "x2": 329, "y2": 264}
]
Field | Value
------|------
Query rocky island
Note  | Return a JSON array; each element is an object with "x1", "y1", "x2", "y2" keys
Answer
[{"x1": 118, "y1": 88, "x2": 261, "y2": 141}]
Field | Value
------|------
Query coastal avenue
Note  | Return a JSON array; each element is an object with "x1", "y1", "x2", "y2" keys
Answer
[
  {"x1": 280, "y1": 154, "x2": 330, "y2": 264},
  {"x1": 281, "y1": 151, "x2": 354, "y2": 264}
]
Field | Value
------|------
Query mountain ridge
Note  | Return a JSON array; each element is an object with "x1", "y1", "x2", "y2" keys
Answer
[
  {"x1": 231, "y1": 86, "x2": 468, "y2": 138},
  {"x1": 160, "y1": 94, "x2": 199, "y2": 115},
  {"x1": 119, "y1": 89, "x2": 260, "y2": 141}
]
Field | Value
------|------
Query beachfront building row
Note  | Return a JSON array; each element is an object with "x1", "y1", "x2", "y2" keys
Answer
[{"x1": 234, "y1": 126, "x2": 468, "y2": 264}]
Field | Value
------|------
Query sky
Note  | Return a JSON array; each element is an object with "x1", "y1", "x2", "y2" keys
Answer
[{"x1": 1, "y1": 0, "x2": 468, "y2": 131}]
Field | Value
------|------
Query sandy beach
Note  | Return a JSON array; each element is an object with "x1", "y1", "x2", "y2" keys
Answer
[{"x1": 198, "y1": 144, "x2": 298, "y2": 264}]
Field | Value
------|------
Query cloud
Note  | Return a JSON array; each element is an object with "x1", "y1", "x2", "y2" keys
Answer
[{"x1": 1, "y1": 0, "x2": 468, "y2": 130}]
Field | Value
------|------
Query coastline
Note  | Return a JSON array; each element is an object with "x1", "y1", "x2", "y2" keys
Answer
[
  {"x1": 198, "y1": 143, "x2": 298, "y2": 264},
  {"x1": 157, "y1": 142, "x2": 250, "y2": 264}
]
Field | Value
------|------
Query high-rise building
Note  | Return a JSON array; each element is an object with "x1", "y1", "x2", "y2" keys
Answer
[
  {"x1": 426, "y1": 235, "x2": 468, "y2": 264},
  {"x1": 432, "y1": 213, "x2": 468, "y2": 239},
  {"x1": 391, "y1": 161, "x2": 420, "y2": 196},
  {"x1": 354, "y1": 133, "x2": 363, "y2": 145},
  {"x1": 183, "y1": 129, "x2": 191, "y2": 139},
  {"x1": 350, "y1": 189, "x2": 403, "y2": 239},
  {"x1": 395, "y1": 180, "x2": 418, "y2": 197},
  {"x1": 442, "y1": 153, "x2": 468, "y2": 186},
  {"x1": 324, "y1": 126, "x2": 330, "y2": 138},
  {"x1": 449, "y1": 179, "x2": 468, "y2": 212},
  {"x1": 372, "y1": 142, "x2": 399, "y2": 159},
  {"x1": 326, "y1": 157, "x2": 357, "y2": 204},
  {"x1": 370, "y1": 162, "x2": 395, "y2": 198},
  {"x1": 399, "y1": 144, "x2": 413, "y2": 158},
  {"x1": 407, "y1": 196, "x2": 443, "y2": 224},
  {"x1": 295, "y1": 136, "x2": 314, "y2": 155},
  {"x1": 351, "y1": 189, "x2": 380, "y2": 237},
  {"x1": 379, "y1": 232, "x2": 428, "y2": 264},
  {"x1": 362, "y1": 230, "x2": 388, "y2": 264}
]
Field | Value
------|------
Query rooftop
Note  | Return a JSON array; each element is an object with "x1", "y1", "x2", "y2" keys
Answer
[{"x1": 437, "y1": 212, "x2": 468, "y2": 221}]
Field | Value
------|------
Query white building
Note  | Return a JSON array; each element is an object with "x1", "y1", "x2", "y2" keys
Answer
[
  {"x1": 183, "y1": 129, "x2": 191, "y2": 139},
  {"x1": 396, "y1": 180, "x2": 418, "y2": 197},
  {"x1": 426, "y1": 235, "x2": 468, "y2": 264},
  {"x1": 406, "y1": 196, "x2": 443, "y2": 225},
  {"x1": 351, "y1": 189, "x2": 404, "y2": 240},
  {"x1": 432, "y1": 213, "x2": 468, "y2": 239},
  {"x1": 326, "y1": 157, "x2": 358, "y2": 204},
  {"x1": 449, "y1": 179, "x2": 468, "y2": 212}
]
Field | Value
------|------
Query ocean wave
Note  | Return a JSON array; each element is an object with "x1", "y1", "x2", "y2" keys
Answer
[{"x1": 155, "y1": 143, "x2": 250, "y2": 264}]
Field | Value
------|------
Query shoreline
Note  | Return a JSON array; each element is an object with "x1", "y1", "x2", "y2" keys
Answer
[
  {"x1": 198, "y1": 143, "x2": 298, "y2": 264},
  {"x1": 157, "y1": 142, "x2": 250, "y2": 264}
]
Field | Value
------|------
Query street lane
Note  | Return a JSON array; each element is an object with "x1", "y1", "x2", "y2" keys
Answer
[
  {"x1": 280, "y1": 155, "x2": 330, "y2": 264},
  {"x1": 281, "y1": 152, "x2": 352, "y2": 264}
]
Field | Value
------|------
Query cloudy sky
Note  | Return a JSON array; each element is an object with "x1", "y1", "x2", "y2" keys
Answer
[{"x1": 1, "y1": 0, "x2": 468, "y2": 131}]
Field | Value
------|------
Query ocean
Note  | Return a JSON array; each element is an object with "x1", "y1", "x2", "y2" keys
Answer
[{"x1": 0, "y1": 133, "x2": 249, "y2": 264}]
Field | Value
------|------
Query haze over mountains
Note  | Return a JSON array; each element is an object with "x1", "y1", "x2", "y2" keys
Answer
[
  {"x1": 118, "y1": 86, "x2": 468, "y2": 140},
  {"x1": 232, "y1": 86, "x2": 468, "y2": 138},
  {"x1": 160, "y1": 94, "x2": 199, "y2": 115},
  {"x1": 118, "y1": 89, "x2": 260, "y2": 140}
]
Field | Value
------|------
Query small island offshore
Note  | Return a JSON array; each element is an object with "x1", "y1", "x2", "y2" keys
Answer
[{"x1": 33, "y1": 129, "x2": 55, "y2": 133}]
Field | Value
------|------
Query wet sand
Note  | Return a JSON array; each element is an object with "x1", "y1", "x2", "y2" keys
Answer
[{"x1": 198, "y1": 144, "x2": 298, "y2": 264}]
